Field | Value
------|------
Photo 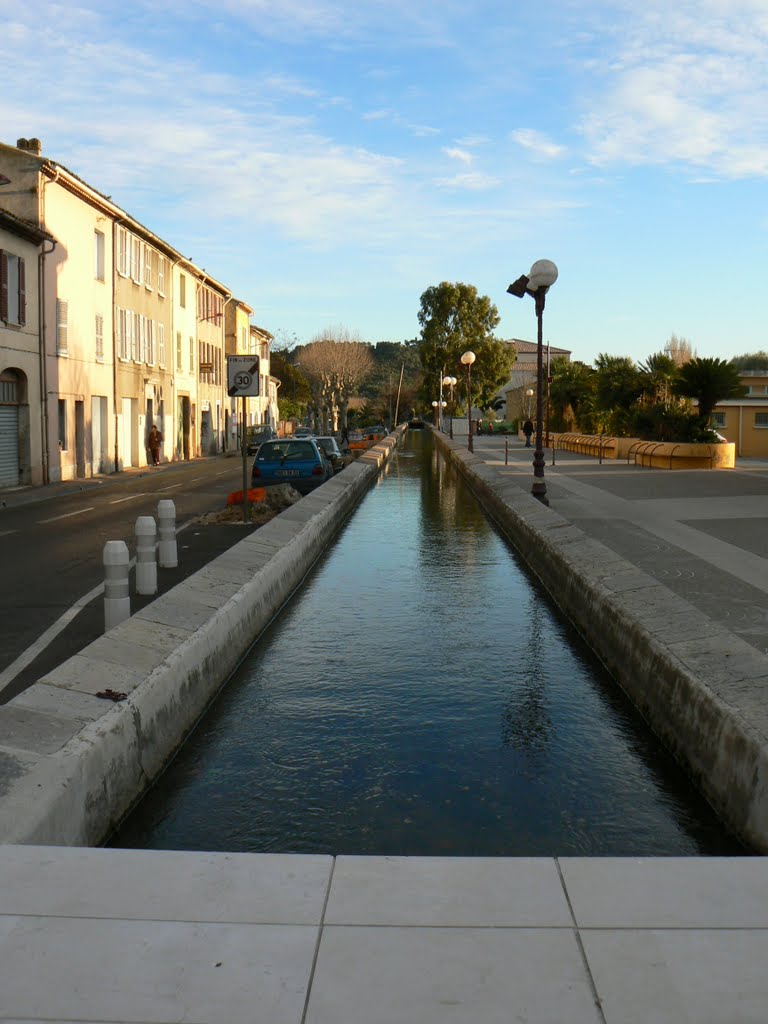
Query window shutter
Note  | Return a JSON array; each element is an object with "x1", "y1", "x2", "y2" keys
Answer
[
  {"x1": 18, "y1": 257, "x2": 26, "y2": 325},
  {"x1": 95, "y1": 313, "x2": 104, "y2": 359},
  {"x1": 56, "y1": 298, "x2": 68, "y2": 353},
  {"x1": 0, "y1": 250, "x2": 7, "y2": 322}
]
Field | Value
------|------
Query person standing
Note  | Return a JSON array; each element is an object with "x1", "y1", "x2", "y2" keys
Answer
[
  {"x1": 522, "y1": 418, "x2": 534, "y2": 448},
  {"x1": 148, "y1": 424, "x2": 163, "y2": 466}
]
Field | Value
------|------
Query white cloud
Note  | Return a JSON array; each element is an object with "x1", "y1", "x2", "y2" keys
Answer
[
  {"x1": 578, "y1": 1, "x2": 768, "y2": 178},
  {"x1": 442, "y1": 146, "x2": 473, "y2": 164},
  {"x1": 434, "y1": 171, "x2": 500, "y2": 191},
  {"x1": 511, "y1": 129, "x2": 566, "y2": 160}
]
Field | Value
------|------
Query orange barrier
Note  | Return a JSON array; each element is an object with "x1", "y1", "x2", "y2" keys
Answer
[{"x1": 227, "y1": 488, "x2": 268, "y2": 505}]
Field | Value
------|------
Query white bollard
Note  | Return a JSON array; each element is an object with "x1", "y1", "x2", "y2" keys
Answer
[
  {"x1": 103, "y1": 540, "x2": 130, "y2": 632},
  {"x1": 157, "y1": 499, "x2": 178, "y2": 568},
  {"x1": 135, "y1": 515, "x2": 158, "y2": 595}
]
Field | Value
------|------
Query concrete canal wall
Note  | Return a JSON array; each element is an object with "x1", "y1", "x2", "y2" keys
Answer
[
  {"x1": 0, "y1": 430, "x2": 404, "y2": 847},
  {"x1": 433, "y1": 429, "x2": 768, "y2": 852}
]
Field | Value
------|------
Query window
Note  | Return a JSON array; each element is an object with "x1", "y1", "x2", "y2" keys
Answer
[
  {"x1": 116, "y1": 227, "x2": 129, "y2": 276},
  {"x1": 56, "y1": 298, "x2": 68, "y2": 355},
  {"x1": 710, "y1": 412, "x2": 726, "y2": 428},
  {"x1": 95, "y1": 313, "x2": 104, "y2": 360},
  {"x1": 0, "y1": 250, "x2": 26, "y2": 325},
  {"x1": 747, "y1": 385, "x2": 768, "y2": 396},
  {"x1": 58, "y1": 399, "x2": 67, "y2": 451},
  {"x1": 240, "y1": 325, "x2": 247, "y2": 351},
  {"x1": 125, "y1": 309, "x2": 135, "y2": 360},
  {"x1": 157, "y1": 256, "x2": 166, "y2": 296},
  {"x1": 756, "y1": 413, "x2": 768, "y2": 429},
  {"x1": 176, "y1": 331, "x2": 182, "y2": 372},
  {"x1": 189, "y1": 335, "x2": 194, "y2": 372},
  {"x1": 94, "y1": 230, "x2": 105, "y2": 281},
  {"x1": 158, "y1": 323, "x2": 165, "y2": 367},
  {"x1": 179, "y1": 273, "x2": 186, "y2": 308},
  {"x1": 144, "y1": 245, "x2": 153, "y2": 289},
  {"x1": 146, "y1": 318, "x2": 155, "y2": 365},
  {"x1": 117, "y1": 307, "x2": 128, "y2": 360},
  {"x1": 130, "y1": 235, "x2": 142, "y2": 284},
  {"x1": 136, "y1": 314, "x2": 146, "y2": 363}
]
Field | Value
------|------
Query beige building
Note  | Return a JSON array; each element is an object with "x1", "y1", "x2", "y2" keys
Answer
[
  {"x1": 0, "y1": 208, "x2": 55, "y2": 486},
  {"x1": 496, "y1": 339, "x2": 571, "y2": 421},
  {"x1": 0, "y1": 135, "x2": 282, "y2": 486},
  {"x1": 713, "y1": 370, "x2": 768, "y2": 458},
  {"x1": 0, "y1": 138, "x2": 117, "y2": 482}
]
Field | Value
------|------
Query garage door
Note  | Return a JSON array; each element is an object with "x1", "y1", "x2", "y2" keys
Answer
[{"x1": 0, "y1": 404, "x2": 19, "y2": 487}]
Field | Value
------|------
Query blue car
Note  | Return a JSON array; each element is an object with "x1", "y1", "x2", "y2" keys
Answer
[{"x1": 251, "y1": 439, "x2": 332, "y2": 494}]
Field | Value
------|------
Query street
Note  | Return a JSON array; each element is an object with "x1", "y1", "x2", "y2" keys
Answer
[{"x1": 0, "y1": 455, "x2": 255, "y2": 701}]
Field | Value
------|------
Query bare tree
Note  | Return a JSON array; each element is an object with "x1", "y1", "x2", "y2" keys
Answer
[
  {"x1": 301, "y1": 327, "x2": 374, "y2": 431},
  {"x1": 664, "y1": 334, "x2": 696, "y2": 367}
]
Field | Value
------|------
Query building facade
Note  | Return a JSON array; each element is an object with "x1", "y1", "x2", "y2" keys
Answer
[
  {"x1": 0, "y1": 208, "x2": 55, "y2": 486},
  {"x1": 0, "y1": 136, "x2": 282, "y2": 487},
  {"x1": 712, "y1": 370, "x2": 768, "y2": 458}
]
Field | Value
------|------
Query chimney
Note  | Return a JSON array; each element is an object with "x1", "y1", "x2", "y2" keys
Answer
[{"x1": 16, "y1": 137, "x2": 42, "y2": 156}]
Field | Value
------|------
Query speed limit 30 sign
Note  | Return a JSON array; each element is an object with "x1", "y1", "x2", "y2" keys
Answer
[{"x1": 227, "y1": 356, "x2": 260, "y2": 397}]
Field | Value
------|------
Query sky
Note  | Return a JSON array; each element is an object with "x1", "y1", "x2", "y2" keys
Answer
[{"x1": 1, "y1": 0, "x2": 767, "y2": 365}]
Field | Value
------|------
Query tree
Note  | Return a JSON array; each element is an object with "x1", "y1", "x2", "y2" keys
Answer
[
  {"x1": 300, "y1": 327, "x2": 374, "y2": 432},
  {"x1": 548, "y1": 359, "x2": 594, "y2": 430},
  {"x1": 730, "y1": 351, "x2": 768, "y2": 371},
  {"x1": 672, "y1": 357, "x2": 746, "y2": 420},
  {"x1": 638, "y1": 352, "x2": 679, "y2": 407},
  {"x1": 417, "y1": 281, "x2": 512, "y2": 411},
  {"x1": 664, "y1": 334, "x2": 696, "y2": 366},
  {"x1": 270, "y1": 348, "x2": 311, "y2": 422}
]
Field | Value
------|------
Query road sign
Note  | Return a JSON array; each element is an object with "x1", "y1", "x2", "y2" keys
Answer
[{"x1": 227, "y1": 355, "x2": 260, "y2": 397}]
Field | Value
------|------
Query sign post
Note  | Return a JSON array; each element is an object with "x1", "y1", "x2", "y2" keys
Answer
[{"x1": 227, "y1": 356, "x2": 260, "y2": 523}]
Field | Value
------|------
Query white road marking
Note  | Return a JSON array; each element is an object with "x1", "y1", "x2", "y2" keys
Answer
[
  {"x1": 215, "y1": 471, "x2": 230, "y2": 476},
  {"x1": 0, "y1": 530, "x2": 18, "y2": 538},
  {"x1": 157, "y1": 483, "x2": 182, "y2": 492},
  {"x1": 189, "y1": 476, "x2": 205, "y2": 482},
  {"x1": 38, "y1": 507, "x2": 95, "y2": 525},
  {"x1": 109, "y1": 493, "x2": 147, "y2": 505}
]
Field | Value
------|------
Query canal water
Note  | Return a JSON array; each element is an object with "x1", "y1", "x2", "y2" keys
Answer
[{"x1": 112, "y1": 431, "x2": 743, "y2": 855}]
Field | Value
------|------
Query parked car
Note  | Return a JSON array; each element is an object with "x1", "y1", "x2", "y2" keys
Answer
[
  {"x1": 246, "y1": 425, "x2": 278, "y2": 455},
  {"x1": 313, "y1": 435, "x2": 349, "y2": 473},
  {"x1": 251, "y1": 439, "x2": 332, "y2": 494},
  {"x1": 294, "y1": 426, "x2": 314, "y2": 438}
]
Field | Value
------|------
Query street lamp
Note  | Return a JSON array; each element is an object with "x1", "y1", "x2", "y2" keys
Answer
[
  {"x1": 507, "y1": 260, "x2": 558, "y2": 505},
  {"x1": 444, "y1": 376, "x2": 457, "y2": 438},
  {"x1": 460, "y1": 351, "x2": 476, "y2": 452},
  {"x1": 525, "y1": 387, "x2": 534, "y2": 419},
  {"x1": 431, "y1": 400, "x2": 445, "y2": 426}
]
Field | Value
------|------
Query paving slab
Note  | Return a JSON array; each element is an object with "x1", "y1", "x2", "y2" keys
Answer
[
  {"x1": 582, "y1": 928, "x2": 768, "y2": 1024},
  {"x1": 560, "y1": 857, "x2": 768, "y2": 928},
  {"x1": 306, "y1": 925, "x2": 602, "y2": 1024},
  {"x1": 326, "y1": 855, "x2": 572, "y2": 926},
  {"x1": 0, "y1": 915, "x2": 317, "y2": 1024}
]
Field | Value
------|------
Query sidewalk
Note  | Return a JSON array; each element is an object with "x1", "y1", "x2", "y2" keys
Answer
[{"x1": 470, "y1": 435, "x2": 768, "y2": 657}]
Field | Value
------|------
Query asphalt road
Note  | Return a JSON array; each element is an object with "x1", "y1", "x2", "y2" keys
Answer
[{"x1": 0, "y1": 455, "x2": 258, "y2": 702}]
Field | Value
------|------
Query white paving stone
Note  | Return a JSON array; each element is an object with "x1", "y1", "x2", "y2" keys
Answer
[
  {"x1": 326, "y1": 855, "x2": 572, "y2": 926},
  {"x1": 582, "y1": 928, "x2": 768, "y2": 1024},
  {"x1": 0, "y1": 846, "x2": 331, "y2": 923},
  {"x1": 305, "y1": 926, "x2": 602, "y2": 1024},
  {"x1": 0, "y1": 915, "x2": 316, "y2": 1024},
  {"x1": 560, "y1": 857, "x2": 768, "y2": 928}
]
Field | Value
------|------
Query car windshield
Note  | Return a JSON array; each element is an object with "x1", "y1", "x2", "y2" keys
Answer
[
  {"x1": 315, "y1": 438, "x2": 339, "y2": 454},
  {"x1": 258, "y1": 441, "x2": 316, "y2": 463}
]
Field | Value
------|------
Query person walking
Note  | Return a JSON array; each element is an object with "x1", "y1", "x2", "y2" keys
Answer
[
  {"x1": 522, "y1": 418, "x2": 534, "y2": 448},
  {"x1": 148, "y1": 424, "x2": 163, "y2": 466}
]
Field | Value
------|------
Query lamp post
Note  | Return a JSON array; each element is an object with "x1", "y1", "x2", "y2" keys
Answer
[
  {"x1": 507, "y1": 260, "x2": 558, "y2": 505},
  {"x1": 444, "y1": 376, "x2": 457, "y2": 438},
  {"x1": 461, "y1": 351, "x2": 476, "y2": 452}
]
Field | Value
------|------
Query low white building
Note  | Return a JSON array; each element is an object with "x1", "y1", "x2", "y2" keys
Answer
[{"x1": 495, "y1": 339, "x2": 571, "y2": 422}]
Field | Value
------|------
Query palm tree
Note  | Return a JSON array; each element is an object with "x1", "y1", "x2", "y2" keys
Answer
[
  {"x1": 638, "y1": 352, "x2": 678, "y2": 407},
  {"x1": 549, "y1": 359, "x2": 594, "y2": 429},
  {"x1": 672, "y1": 357, "x2": 745, "y2": 421}
]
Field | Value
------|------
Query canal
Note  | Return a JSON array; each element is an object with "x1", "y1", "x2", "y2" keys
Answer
[{"x1": 112, "y1": 430, "x2": 744, "y2": 855}]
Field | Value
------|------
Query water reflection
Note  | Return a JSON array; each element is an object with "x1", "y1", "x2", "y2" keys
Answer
[{"x1": 112, "y1": 431, "x2": 745, "y2": 856}]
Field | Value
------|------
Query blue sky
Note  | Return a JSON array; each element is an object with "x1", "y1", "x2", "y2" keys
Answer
[{"x1": 2, "y1": 0, "x2": 767, "y2": 364}]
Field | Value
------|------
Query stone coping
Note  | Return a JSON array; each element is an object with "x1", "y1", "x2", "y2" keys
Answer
[
  {"x1": 432, "y1": 428, "x2": 768, "y2": 851},
  {"x1": 1, "y1": 846, "x2": 767, "y2": 1023},
  {"x1": 0, "y1": 429, "x2": 405, "y2": 846}
]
